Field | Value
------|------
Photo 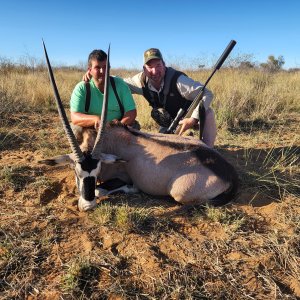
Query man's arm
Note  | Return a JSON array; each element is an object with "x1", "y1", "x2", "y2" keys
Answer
[
  {"x1": 71, "y1": 111, "x2": 100, "y2": 129},
  {"x1": 120, "y1": 109, "x2": 137, "y2": 126},
  {"x1": 124, "y1": 73, "x2": 144, "y2": 95},
  {"x1": 71, "y1": 110, "x2": 137, "y2": 128},
  {"x1": 176, "y1": 75, "x2": 214, "y2": 134},
  {"x1": 177, "y1": 75, "x2": 214, "y2": 111},
  {"x1": 83, "y1": 70, "x2": 144, "y2": 96}
]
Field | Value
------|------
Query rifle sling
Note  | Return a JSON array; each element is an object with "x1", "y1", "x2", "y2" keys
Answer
[{"x1": 84, "y1": 81, "x2": 91, "y2": 112}]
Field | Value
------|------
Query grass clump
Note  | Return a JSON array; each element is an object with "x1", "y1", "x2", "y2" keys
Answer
[
  {"x1": 205, "y1": 206, "x2": 246, "y2": 232},
  {"x1": 0, "y1": 165, "x2": 34, "y2": 192},
  {"x1": 242, "y1": 146, "x2": 300, "y2": 199},
  {"x1": 90, "y1": 203, "x2": 156, "y2": 233},
  {"x1": 90, "y1": 201, "x2": 177, "y2": 235},
  {"x1": 61, "y1": 257, "x2": 91, "y2": 292}
]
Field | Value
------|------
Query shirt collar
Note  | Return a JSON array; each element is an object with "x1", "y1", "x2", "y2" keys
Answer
[{"x1": 147, "y1": 78, "x2": 164, "y2": 93}]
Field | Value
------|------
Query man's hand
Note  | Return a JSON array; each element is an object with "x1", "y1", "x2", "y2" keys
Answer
[
  {"x1": 83, "y1": 70, "x2": 92, "y2": 82},
  {"x1": 121, "y1": 109, "x2": 137, "y2": 126},
  {"x1": 178, "y1": 117, "x2": 198, "y2": 135},
  {"x1": 94, "y1": 116, "x2": 101, "y2": 130}
]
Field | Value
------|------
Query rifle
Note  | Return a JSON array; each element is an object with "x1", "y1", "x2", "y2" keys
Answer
[{"x1": 166, "y1": 40, "x2": 237, "y2": 136}]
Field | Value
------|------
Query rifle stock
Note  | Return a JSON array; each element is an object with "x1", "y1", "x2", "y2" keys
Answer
[{"x1": 167, "y1": 40, "x2": 236, "y2": 135}]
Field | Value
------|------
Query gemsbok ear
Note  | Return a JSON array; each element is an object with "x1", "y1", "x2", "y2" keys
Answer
[{"x1": 38, "y1": 154, "x2": 75, "y2": 166}]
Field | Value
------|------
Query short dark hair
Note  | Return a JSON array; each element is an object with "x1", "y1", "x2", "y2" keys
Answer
[{"x1": 88, "y1": 50, "x2": 107, "y2": 67}]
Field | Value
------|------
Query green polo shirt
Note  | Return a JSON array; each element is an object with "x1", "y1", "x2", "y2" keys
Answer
[{"x1": 70, "y1": 76, "x2": 136, "y2": 121}]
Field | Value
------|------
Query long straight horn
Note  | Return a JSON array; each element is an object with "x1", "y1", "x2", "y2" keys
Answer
[
  {"x1": 91, "y1": 44, "x2": 110, "y2": 159},
  {"x1": 42, "y1": 40, "x2": 84, "y2": 162}
]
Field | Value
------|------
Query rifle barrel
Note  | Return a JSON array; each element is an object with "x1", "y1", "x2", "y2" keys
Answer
[{"x1": 214, "y1": 40, "x2": 236, "y2": 70}]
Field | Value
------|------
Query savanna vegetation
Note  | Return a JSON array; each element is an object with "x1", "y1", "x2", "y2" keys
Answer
[{"x1": 0, "y1": 58, "x2": 299, "y2": 299}]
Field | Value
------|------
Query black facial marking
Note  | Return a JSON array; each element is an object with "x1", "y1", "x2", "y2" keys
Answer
[
  {"x1": 82, "y1": 176, "x2": 96, "y2": 201},
  {"x1": 80, "y1": 153, "x2": 99, "y2": 172},
  {"x1": 38, "y1": 159, "x2": 57, "y2": 166}
]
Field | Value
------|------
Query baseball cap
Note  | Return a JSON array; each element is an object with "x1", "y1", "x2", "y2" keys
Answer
[{"x1": 143, "y1": 48, "x2": 164, "y2": 65}]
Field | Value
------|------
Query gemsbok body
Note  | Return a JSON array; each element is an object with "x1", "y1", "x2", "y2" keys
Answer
[
  {"x1": 83, "y1": 123, "x2": 239, "y2": 206},
  {"x1": 41, "y1": 42, "x2": 239, "y2": 211}
]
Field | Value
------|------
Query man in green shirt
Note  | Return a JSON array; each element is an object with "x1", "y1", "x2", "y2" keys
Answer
[{"x1": 70, "y1": 49, "x2": 137, "y2": 146}]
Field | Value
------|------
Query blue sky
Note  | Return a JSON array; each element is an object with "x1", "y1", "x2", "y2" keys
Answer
[{"x1": 0, "y1": 0, "x2": 299, "y2": 69}]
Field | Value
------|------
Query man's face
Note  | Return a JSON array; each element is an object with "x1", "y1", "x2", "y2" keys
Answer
[
  {"x1": 143, "y1": 59, "x2": 166, "y2": 85},
  {"x1": 89, "y1": 59, "x2": 107, "y2": 85}
]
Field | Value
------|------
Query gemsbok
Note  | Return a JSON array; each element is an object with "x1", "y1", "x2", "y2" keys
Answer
[{"x1": 41, "y1": 42, "x2": 239, "y2": 211}]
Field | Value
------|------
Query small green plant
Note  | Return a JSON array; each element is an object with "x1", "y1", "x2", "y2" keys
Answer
[
  {"x1": 91, "y1": 203, "x2": 158, "y2": 233},
  {"x1": 115, "y1": 205, "x2": 153, "y2": 232},
  {"x1": 205, "y1": 205, "x2": 227, "y2": 223},
  {"x1": 0, "y1": 240, "x2": 13, "y2": 261},
  {"x1": 114, "y1": 205, "x2": 131, "y2": 228},
  {"x1": 0, "y1": 165, "x2": 34, "y2": 192},
  {"x1": 28, "y1": 176, "x2": 54, "y2": 192},
  {"x1": 90, "y1": 202, "x2": 114, "y2": 226},
  {"x1": 61, "y1": 257, "x2": 90, "y2": 292},
  {"x1": 205, "y1": 206, "x2": 245, "y2": 232}
]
